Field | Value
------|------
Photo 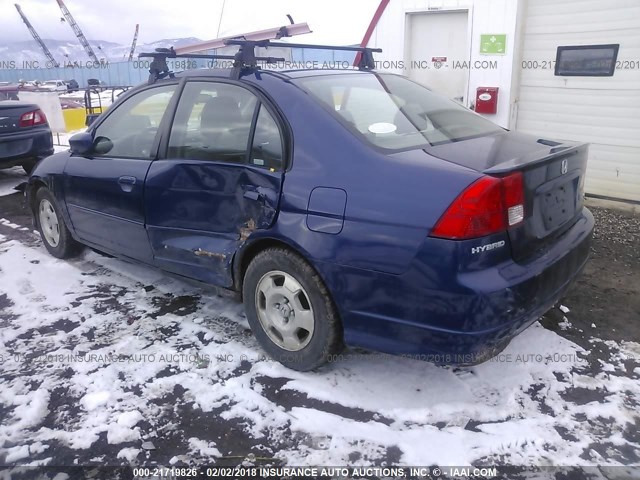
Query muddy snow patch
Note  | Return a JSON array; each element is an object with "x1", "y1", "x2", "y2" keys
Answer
[{"x1": 0, "y1": 231, "x2": 639, "y2": 467}]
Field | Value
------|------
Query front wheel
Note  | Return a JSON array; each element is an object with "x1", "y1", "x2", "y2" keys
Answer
[
  {"x1": 35, "y1": 187, "x2": 83, "y2": 259},
  {"x1": 243, "y1": 248, "x2": 343, "y2": 371}
]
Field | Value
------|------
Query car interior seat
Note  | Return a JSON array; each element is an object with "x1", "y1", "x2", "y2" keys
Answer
[{"x1": 199, "y1": 96, "x2": 248, "y2": 162}]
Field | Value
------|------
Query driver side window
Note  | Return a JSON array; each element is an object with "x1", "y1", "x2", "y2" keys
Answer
[{"x1": 92, "y1": 84, "x2": 176, "y2": 159}]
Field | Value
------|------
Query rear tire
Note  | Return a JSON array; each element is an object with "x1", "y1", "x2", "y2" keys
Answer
[
  {"x1": 242, "y1": 248, "x2": 343, "y2": 371},
  {"x1": 35, "y1": 187, "x2": 83, "y2": 259}
]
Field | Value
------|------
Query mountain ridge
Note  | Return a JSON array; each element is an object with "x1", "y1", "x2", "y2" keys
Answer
[{"x1": 0, "y1": 37, "x2": 204, "y2": 64}]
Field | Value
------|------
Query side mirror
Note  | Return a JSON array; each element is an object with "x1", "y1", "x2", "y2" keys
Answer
[
  {"x1": 69, "y1": 132, "x2": 94, "y2": 155},
  {"x1": 93, "y1": 136, "x2": 113, "y2": 155}
]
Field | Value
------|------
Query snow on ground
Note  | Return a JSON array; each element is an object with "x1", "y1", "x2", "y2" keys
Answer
[
  {"x1": 0, "y1": 218, "x2": 639, "y2": 467},
  {"x1": 53, "y1": 130, "x2": 83, "y2": 152},
  {"x1": 0, "y1": 168, "x2": 26, "y2": 197}
]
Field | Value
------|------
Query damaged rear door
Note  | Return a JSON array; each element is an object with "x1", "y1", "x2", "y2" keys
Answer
[{"x1": 144, "y1": 80, "x2": 284, "y2": 287}]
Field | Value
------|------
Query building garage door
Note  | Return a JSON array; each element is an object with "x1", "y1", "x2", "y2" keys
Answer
[
  {"x1": 404, "y1": 10, "x2": 470, "y2": 103},
  {"x1": 516, "y1": 0, "x2": 640, "y2": 203}
]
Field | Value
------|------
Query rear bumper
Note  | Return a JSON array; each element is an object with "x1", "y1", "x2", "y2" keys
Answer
[
  {"x1": 0, "y1": 128, "x2": 54, "y2": 167},
  {"x1": 318, "y1": 208, "x2": 594, "y2": 364}
]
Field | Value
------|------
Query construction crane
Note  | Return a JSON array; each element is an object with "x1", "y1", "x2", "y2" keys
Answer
[
  {"x1": 128, "y1": 24, "x2": 139, "y2": 61},
  {"x1": 14, "y1": 3, "x2": 60, "y2": 67},
  {"x1": 55, "y1": 0, "x2": 100, "y2": 63}
]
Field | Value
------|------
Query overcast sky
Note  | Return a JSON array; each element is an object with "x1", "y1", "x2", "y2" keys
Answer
[{"x1": 1, "y1": 0, "x2": 378, "y2": 46}]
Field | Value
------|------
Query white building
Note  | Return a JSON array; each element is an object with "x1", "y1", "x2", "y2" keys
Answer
[{"x1": 365, "y1": 0, "x2": 640, "y2": 203}]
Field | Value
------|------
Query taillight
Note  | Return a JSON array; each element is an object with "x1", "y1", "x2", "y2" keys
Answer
[
  {"x1": 19, "y1": 109, "x2": 47, "y2": 128},
  {"x1": 430, "y1": 172, "x2": 525, "y2": 240},
  {"x1": 502, "y1": 171, "x2": 525, "y2": 226}
]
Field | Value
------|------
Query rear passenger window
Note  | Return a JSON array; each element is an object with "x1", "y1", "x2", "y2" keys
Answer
[
  {"x1": 250, "y1": 106, "x2": 283, "y2": 170},
  {"x1": 168, "y1": 82, "x2": 257, "y2": 163}
]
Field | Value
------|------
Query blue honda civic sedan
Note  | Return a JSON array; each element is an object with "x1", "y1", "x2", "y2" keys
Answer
[{"x1": 26, "y1": 60, "x2": 593, "y2": 370}]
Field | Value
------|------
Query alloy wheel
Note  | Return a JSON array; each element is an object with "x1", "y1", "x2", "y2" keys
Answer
[
  {"x1": 38, "y1": 199, "x2": 60, "y2": 247},
  {"x1": 255, "y1": 270, "x2": 315, "y2": 351}
]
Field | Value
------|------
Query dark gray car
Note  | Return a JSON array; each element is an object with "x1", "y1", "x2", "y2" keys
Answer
[{"x1": 0, "y1": 101, "x2": 54, "y2": 174}]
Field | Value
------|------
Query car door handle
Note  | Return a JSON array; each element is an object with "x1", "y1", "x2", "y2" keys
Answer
[
  {"x1": 118, "y1": 176, "x2": 136, "y2": 185},
  {"x1": 118, "y1": 176, "x2": 136, "y2": 192}
]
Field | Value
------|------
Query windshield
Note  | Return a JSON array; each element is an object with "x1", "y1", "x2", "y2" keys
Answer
[{"x1": 294, "y1": 73, "x2": 504, "y2": 150}]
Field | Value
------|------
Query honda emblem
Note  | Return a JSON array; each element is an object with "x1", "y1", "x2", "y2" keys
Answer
[{"x1": 561, "y1": 159, "x2": 568, "y2": 175}]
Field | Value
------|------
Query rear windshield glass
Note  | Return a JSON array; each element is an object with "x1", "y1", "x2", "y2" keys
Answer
[{"x1": 294, "y1": 73, "x2": 503, "y2": 150}]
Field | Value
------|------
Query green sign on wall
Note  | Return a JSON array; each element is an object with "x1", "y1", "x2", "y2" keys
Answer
[{"x1": 480, "y1": 34, "x2": 507, "y2": 55}]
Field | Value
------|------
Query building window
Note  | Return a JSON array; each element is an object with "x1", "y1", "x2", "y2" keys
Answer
[{"x1": 554, "y1": 44, "x2": 620, "y2": 77}]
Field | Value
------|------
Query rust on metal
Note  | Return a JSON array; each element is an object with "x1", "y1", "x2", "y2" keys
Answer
[
  {"x1": 239, "y1": 218, "x2": 257, "y2": 242},
  {"x1": 194, "y1": 248, "x2": 226, "y2": 260}
]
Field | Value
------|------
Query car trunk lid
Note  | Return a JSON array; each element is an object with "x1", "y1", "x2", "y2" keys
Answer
[
  {"x1": 0, "y1": 102, "x2": 38, "y2": 134},
  {"x1": 425, "y1": 131, "x2": 589, "y2": 261}
]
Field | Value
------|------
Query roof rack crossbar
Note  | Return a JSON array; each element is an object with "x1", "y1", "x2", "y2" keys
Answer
[
  {"x1": 138, "y1": 38, "x2": 384, "y2": 82},
  {"x1": 223, "y1": 39, "x2": 382, "y2": 70},
  {"x1": 138, "y1": 47, "x2": 285, "y2": 83}
]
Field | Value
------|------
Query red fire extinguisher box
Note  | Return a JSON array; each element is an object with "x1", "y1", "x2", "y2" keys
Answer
[{"x1": 475, "y1": 87, "x2": 499, "y2": 114}]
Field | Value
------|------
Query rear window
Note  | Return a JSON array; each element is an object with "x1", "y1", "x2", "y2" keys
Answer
[{"x1": 294, "y1": 73, "x2": 503, "y2": 150}]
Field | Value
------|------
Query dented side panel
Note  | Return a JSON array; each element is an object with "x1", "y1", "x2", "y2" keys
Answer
[{"x1": 144, "y1": 159, "x2": 282, "y2": 287}]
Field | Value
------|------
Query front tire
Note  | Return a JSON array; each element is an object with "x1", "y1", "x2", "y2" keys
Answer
[
  {"x1": 243, "y1": 248, "x2": 343, "y2": 371},
  {"x1": 35, "y1": 187, "x2": 83, "y2": 259}
]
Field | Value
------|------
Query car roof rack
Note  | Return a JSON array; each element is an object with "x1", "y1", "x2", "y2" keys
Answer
[
  {"x1": 138, "y1": 47, "x2": 286, "y2": 84},
  {"x1": 224, "y1": 39, "x2": 382, "y2": 71},
  {"x1": 139, "y1": 40, "x2": 383, "y2": 83}
]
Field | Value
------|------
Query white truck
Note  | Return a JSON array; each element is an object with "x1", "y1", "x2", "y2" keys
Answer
[{"x1": 39, "y1": 80, "x2": 67, "y2": 93}]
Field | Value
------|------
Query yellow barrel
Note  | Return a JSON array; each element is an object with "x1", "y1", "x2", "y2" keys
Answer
[{"x1": 62, "y1": 107, "x2": 104, "y2": 132}]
